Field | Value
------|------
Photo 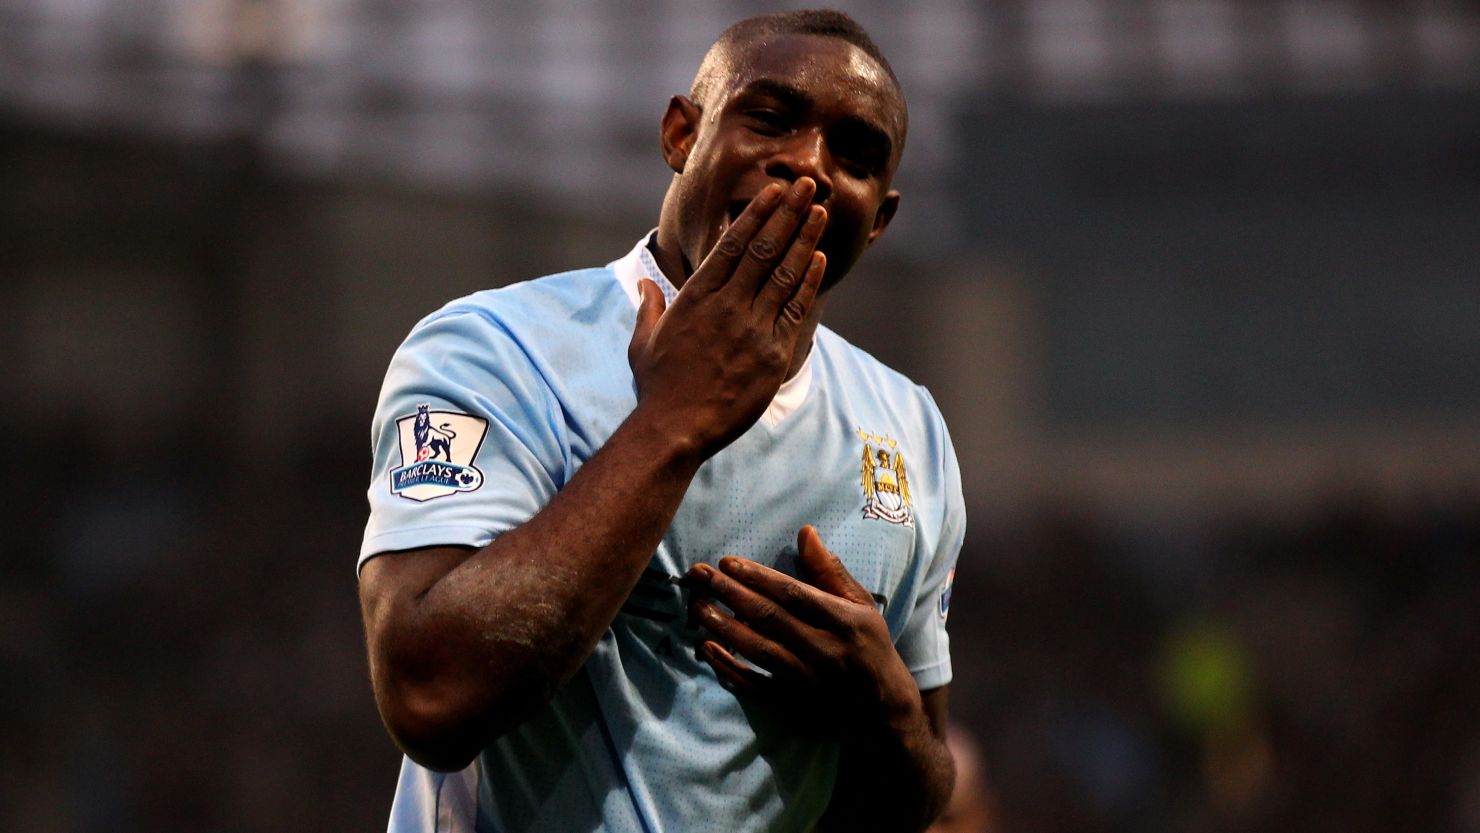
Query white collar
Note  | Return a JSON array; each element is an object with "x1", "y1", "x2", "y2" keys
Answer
[{"x1": 609, "y1": 232, "x2": 813, "y2": 427}]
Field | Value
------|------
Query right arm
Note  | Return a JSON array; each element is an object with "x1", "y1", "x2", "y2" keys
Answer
[{"x1": 359, "y1": 179, "x2": 827, "y2": 771}]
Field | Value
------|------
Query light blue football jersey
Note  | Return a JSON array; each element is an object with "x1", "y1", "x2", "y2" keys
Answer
[{"x1": 361, "y1": 234, "x2": 965, "y2": 833}]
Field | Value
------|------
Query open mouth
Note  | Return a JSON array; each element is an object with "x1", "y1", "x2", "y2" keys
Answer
[{"x1": 717, "y1": 200, "x2": 748, "y2": 237}]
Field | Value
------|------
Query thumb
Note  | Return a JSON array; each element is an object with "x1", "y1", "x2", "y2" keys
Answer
[
  {"x1": 797, "y1": 526, "x2": 871, "y2": 605},
  {"x1": 629, "y1": 279, "x2": 666, "y2": 358}
]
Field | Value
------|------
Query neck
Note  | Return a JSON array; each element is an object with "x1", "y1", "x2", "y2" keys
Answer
[{"x1": 652, "y1": 198, "x2": 693, "y2": 290}]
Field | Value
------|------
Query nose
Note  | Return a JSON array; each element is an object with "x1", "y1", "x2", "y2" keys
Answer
[{"x1": 764, "y1": 130, "x2": 832, "y2": 205}]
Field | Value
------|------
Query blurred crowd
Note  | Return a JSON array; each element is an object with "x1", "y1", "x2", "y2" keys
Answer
[
  {"x1": 4, "y1": 422, "x2": 1476, "y2": 831},
  {"x1": 950, "y1": 490, "x2": 1480, "y2": 833},
  {"x1": 3, "y1": 3, "x2": 1477, "y2": 831}
]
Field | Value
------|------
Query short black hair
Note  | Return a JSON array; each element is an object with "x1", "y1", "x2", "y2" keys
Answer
[{"x1": 690, "y1": 9, "x2": 904, "y2": 121}]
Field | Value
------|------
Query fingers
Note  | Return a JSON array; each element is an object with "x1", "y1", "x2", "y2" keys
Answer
[
  {"x1": 692, "y1": 596, "x2": 811, "y2": 681},
  {"x1": 627, "y1": 279, "x2": 669, "y2": 373},
  {"x1": 754, "y1": 204, "x2": 826, "y2": 323},
  {"x1": 776, "y1": 251, "x2": 825, "y2": 336},
  {"x1": 629, "y1": 279, "x2": 666, "y2": 349},
  {"x1": 796, "y1": 526, "x2": 874, "y2": 605},
  {"x1": 730, "y1": 177, "x2": 818, "y2": 298},
  {"x1": 714, "y1": 554, "x2": 841, "y2": 628},
  {"x1": 688, "y1": 183, "x2": 785, "y2": 294},
  {"x1": 698, "y1": 640, "x2": 837, "y2": 739},
  {"x1": 690, "y1": 178, "x2": 822, "y2": 304},
  {"x1": 699, "y1": 641, "x2": 771, "y2": 692},
  {"x1": 690, "y1": 561, "x2": 813, "y2": 646}
]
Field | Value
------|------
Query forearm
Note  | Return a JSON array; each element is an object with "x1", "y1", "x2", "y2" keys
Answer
[
  {"x1": 365, "y1": 183, "x2": 827, "y2": 770},
  {"x1": 821, "y1": 689, "x2": 955, "y2": 833},
  {"x1": 364, "y1": 405, "x2": 704, "y2": 768}
]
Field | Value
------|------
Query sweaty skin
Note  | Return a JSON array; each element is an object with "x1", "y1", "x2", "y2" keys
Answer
[
  {"x1": 656, "y1": 34, "x2": 902, "y2": 298},
  {"x1": 360, "y1": 180, "x2": 826, "y2": 770},
  {"x1": 360, "y1": 30, "x2": 951, "y2": 832},
  {"x1": 659, "y1": 33, "x2": 950, "y2": 830}
]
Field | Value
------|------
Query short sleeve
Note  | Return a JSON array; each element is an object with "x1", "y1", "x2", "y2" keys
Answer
[
  {"x1": 892, "y1": 392, "x2": 965, "y2": 691},
  {"x1": 359, "y1": 308, "x2": 568, "y2": 572}
]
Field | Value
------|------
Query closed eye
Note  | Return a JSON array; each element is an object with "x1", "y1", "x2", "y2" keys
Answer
[
  {"x1": 838, "y1": 152, "x2": 884, "y2": 179},
  {"x1": 832, "y1": 127, "x2": 890, "y2": 178},
  {"x1": 746, "y1": 109, "x2": 792, "y2": 136}
]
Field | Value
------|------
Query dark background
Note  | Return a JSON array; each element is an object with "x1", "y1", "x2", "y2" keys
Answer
[{"x1": 3, "y1": 2, "x2": 1478, "y2": 831}]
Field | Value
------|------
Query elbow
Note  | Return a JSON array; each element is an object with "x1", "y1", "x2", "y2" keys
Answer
[
  {"x1": 378, "y1": 682, "x2": 486, "y2": 772},
  {"x1": 914, "y1": 734, "x2": 958, "y2": 829},
  {"x1": 925, "y1": 752, "x2": 957, "y2": 827},
  {"x1": 374, "y1": 673, "x2": 553, "y2": 773}
]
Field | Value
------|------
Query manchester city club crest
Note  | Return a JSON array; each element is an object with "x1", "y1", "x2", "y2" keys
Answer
[
  {"x1": 858, "y1": 428, "x2": 913, "y2": 527},
  {"x1": 388, "y1": 404, "x2": 489, "y2": 502}
]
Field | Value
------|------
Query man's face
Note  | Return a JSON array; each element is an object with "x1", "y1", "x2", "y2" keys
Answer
[{"x1": 663, "y1": 33, "x2": 904, "y2": 291}]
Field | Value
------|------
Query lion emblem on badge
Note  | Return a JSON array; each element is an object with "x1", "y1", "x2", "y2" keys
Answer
[
  {"x1": 859, "y1": 429, "x2": 913, "y2": 527},
  {"x1": 413, "y1": 403, "x2": 457, "y2": 462},
  {"x1": 390, "y1": 405, "x2": 489, "y2": 502}
]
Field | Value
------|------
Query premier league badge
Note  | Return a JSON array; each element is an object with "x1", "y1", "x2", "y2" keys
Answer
[{"x1": 388, "y1": 403, "x2": 489, "y2": 501}]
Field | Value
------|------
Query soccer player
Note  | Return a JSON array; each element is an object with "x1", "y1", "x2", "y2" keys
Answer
[{"x1": 358, "y1": 10, "x2": 964, "y2": 832}]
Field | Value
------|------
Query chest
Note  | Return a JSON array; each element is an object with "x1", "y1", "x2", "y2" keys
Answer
[
  {"x1": 551, "y1": 336, "x2": 934, "y2": 634},
  {"x1": 645, "y1": 404, "x2": 929, "y2": 639}
]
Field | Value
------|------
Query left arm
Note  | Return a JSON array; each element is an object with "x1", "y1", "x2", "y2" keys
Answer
[{"x1": 687, "y1": 526, "x2": 955, "y2": 832}]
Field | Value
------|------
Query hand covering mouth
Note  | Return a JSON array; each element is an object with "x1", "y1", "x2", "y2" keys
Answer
[{"x1": 717, "y1": 199, "x2": 748, "y2": 236}]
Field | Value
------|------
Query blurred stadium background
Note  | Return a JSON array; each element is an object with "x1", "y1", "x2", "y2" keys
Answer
[{"x1": 3, "y1": 1, "x2": 1478, "y2": 830}]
